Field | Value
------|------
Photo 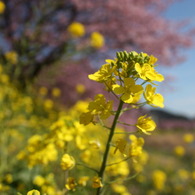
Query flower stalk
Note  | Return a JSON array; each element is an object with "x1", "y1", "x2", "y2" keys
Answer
[{"x1": 96, "y1": 100, "x2": 124, "y2": 195}]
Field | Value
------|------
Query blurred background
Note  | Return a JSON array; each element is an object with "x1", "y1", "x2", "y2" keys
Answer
[{"x1": 0, "y1": 0, "x2": 195, "y2": 194}]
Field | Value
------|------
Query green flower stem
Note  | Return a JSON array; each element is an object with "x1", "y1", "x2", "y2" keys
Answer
[
  {"x1": 105, "y1": 172, "x2": 140, "y2": 185},
  {"x1": 117, "y1": 121, "x2": 134, "y2": 126},
  {"x1": 96, "y1": 100, "x2": 124, "y2": 195},
  {"x1": 76, "y1": 162, "x2": 99, "y2": 173},
  {"x1": 106, "y1": 157, "x2": 130, "y2": 166}
]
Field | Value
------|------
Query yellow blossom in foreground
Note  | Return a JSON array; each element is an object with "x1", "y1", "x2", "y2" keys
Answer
[
  {"x1": 67, "y1": 22, "x2": 85, "y2": 37},
  {"x1": 135, "y1": 63, "x2": 164, "y2": 82},
  {"x1": 60, "y1": 154, "x2": 75, "y2": 170},
  {"x1": 112, "y1": 78, "x2": 143, "y2": 104},
  {"x1": 88, "y1": 94, "x2": 113, "y2": 119},
  {"x1": 152, "y1": 170, "x2": 166, "y2": 191},
  {"x1": 0, "y1": 1, "x2": 5, "y2": 14},
  {"x1": 80, "y1": 94, "x2": 113, "y2": 125},
  {"x1": 92, "y1": 176, "x2": 103, "y2": 188},
  {"x1": 144, "y1": 84, "x2": 164, "y2": 108},
  {"x1": 27, "y1": 189, "x2": 40, "y2": 195},
  {"x1": 88, "y1": 62, "x2": 116, "y2": 88},
  {"x1": 136, "y1": 115, "x2": 156, "y2": 135},
  {"x1": 90, "y1": 32, "x2": 105, "y2": 48}
]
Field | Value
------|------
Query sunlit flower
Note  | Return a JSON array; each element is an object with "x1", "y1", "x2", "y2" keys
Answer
[
  {"x1": 88, "y1": 63, "x2": 116, "y2": 88},
  {"x1": 144, "y1": 84, "x2": 164, "y2": 108},
  {"x1": 136, "y1": 115, "x2": 156, "y2": 135},
  {"x1": 112, "y1": 78, "x2": 143, "y2": 103},
  {"x1": 135, "y1": 63, "x2": 164, "y2": 82}
]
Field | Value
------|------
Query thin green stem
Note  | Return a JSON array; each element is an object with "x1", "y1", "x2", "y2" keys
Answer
[
  {"x1": 76, "y1": 163, "x2": 99, "y2": 173},
  {"x1": 106, "y1": 157, "x2": 130, "y2": 166},
  {"x1": 104, "y1": 82, "x2": 119, "y2": 100},
  {"x1": 105, "y1": 172, "x2": 140, "y2": 185},
  {"x1": 114, "y1": 131, "x2": 135, "y2": 134},
  {"x1": 117, "y1": 121, "x2": 134, "y2": 127},
  {"x1": 96, "y1": 100, "x2": 124, "y2": 195}
]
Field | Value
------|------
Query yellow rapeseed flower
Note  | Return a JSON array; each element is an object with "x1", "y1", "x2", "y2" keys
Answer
[
  {"x1": 33, "y1": 175, "x2": 45, "y2": 186},
  {"x1": 0, "y1": 1, "x2": 5, "y2": 14},
  {"x1": 92, "y1": 176, "x2": 103, "y2": 188},
  {"x1": 183, "y1": 133, "x2": 194, "y2": 143},
  {"x1": 76, "y1": 84, "x2": 86, "y2": 94},
  {"x1": 152, "y1": 170, "x2": 166, "y2": 191},
  {"x1": 65, "y1": 177, "x2": 77, "y2": 191},
  {"x1": 174, "y1": 145, "x2": 185, "y2": 157},
  {"x1": 88, "y1": 94, "x2": 113, "y2": 119},
  {"x1": 44, "y1": 99, "x2": 54, "y2": 110},
  {"x1": 144, "y1": 84, "x2": 164, "y2": 108},
  {"x1": 52, "y1": 87, "x2": 61, "y2": 97},
  {"x1": 78, "y1": 176, "x2": 89, "y2": 187},
  {"x1": 39, "y1": 87, "x2": 48, "y2": 96},
  {"x1": 67, "y1": 22, "x2": 85, "y2": 37},
  {"x1": 129, "y1": 135, "x2": 144, "y2": 157},
  {"x1": 136, "y1": 115, "x2": 156, "y2": 135},
  {"x1": 60, "y1": 154, "x2": 75, "y2": 170},
  {"x1": 90, "y1": 32, "x2": 105, "y2": 48},
  {"x1": 112, "y1": 77, "x2": 143, "y2": 103},
  {"x1": 88, "y1": 63, "x2": 116, "y2": 86},
  {"x1": 135, "y1": 63, "x2": 164, "y2": 82}
]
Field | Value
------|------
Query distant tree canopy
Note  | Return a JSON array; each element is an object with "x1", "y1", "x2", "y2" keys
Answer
[{"x1": 0, "y1": 0, "x2": 194, "y2": 85}]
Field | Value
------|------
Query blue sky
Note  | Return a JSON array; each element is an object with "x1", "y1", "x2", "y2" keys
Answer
[{"x1": 158, "y1": 0, "x2": 195, "y2": 118}]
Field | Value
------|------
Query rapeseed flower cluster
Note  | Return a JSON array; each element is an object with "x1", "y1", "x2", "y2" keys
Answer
[{"x1": 79, "y1": 51, "x2": 164, "y2": 194}]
